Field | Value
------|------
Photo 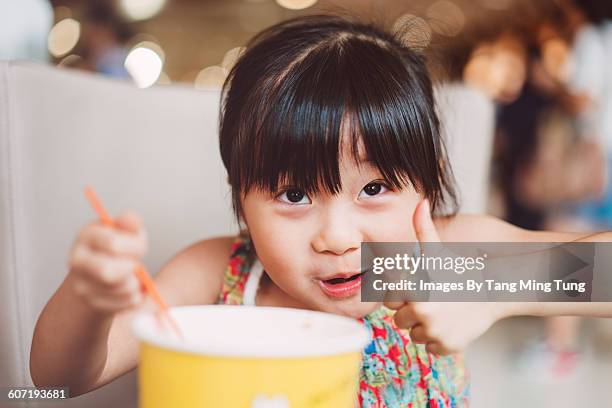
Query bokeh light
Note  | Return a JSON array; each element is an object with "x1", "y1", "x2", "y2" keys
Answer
[
  {"x1": 119, "y1": 0, "x2": 167, "y2": 21},
  {"x1": 124, "y1": 41, "x2": 165, "y2": 88},
  {"x1": 47, "y1": 18, "x2": 81, "y2": 58},
  {"x1": 463, "y1": 36, "x2": 528, "y2": 103},
  {"x1": 275, "y1": 0, "x2": 317, "y2": 10},
  {"x1": 393, "y1": 14, "x2": 432, "y2": 50},
  {"x1": 426, "y1": 1, "x2": 466, "y2": 37},
  {"x1": 194, "y1": 66, "x2": 228, "y2": 90},
  {"x1": 57, "y1": 54, "x2": 83, "y2": 68},
  {"x1": 221, "y1": 47, "x2": 246, "y2": 71},
  {"x1": 156, "y1": 71, "x2": 172, "y2": 85}
]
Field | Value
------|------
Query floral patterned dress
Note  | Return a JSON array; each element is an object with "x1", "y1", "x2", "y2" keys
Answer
[{"x1": 218, "y1": 233, "x2": 470, "y2": 408}]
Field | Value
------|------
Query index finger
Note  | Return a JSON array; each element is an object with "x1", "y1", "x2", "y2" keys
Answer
[{"x1": 114, "y1": 211, "x2": 144, "y2": 234}]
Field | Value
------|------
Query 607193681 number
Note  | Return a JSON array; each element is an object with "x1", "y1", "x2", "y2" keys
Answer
[{"x1": 2, "y1": 387, "x2": 69, "y2": 401}]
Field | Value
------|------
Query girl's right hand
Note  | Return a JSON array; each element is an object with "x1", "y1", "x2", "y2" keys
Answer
[
  {"x1": 67, "y1": 212, "x2": 148, "y2": 313},
  {"x1": 385, "y1": 199, "x2": 500, "y2": 355}
]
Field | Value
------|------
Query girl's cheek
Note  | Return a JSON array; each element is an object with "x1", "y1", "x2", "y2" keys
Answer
[
  {"x1": 257, "y1": 212, "x2": 310, "y2": 246},
  {"x1": 272, "y1": 206, "x2": 310, "y2": 220},
  {"x1": 361, "y1": 199, "x2": 417, "y2": 241}
]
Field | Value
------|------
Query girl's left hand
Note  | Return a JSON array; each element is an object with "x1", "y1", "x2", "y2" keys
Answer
[{"x1": 384, "y1": 199, "x2": 502, "y2": 355}]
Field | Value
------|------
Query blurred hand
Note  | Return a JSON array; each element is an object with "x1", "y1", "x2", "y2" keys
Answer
[
  {"x1": 67, "y1": 212, "x2": 148, "y2": 313},
  {"x1": 385, "y1": 199, "x2": 500, "y2": 355}
]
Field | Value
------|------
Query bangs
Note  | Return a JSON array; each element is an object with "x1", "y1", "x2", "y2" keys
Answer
[{"x1": 220, "y1": 15, "x2": 457, "y2": 218}]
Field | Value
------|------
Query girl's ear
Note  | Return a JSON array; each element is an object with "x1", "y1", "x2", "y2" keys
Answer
[
  {"x1": 237, "y1": 209, "x2": 248, "y2": 231},
  {"x1": 238, "y1": 220, "x2": 249, "y2": 237}
]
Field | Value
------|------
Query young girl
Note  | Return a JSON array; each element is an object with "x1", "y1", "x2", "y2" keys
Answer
[{"x1": 30, "y1": 14, "x2": 612, "y2": 408}]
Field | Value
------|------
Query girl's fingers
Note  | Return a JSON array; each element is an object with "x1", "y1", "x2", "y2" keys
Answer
[
  {"x1": 425, "y1": 342, "x2": 446, "y2": 355},
  {"x1": 383, "y1": 301, "x2": 406, "y2": 310},
  {"x1": 115, "y1": 212, "x2": 149, "y2": 257},
  {"x1": 104, "y1": 274, "x2": 141, "y2": 297},
  {"x1": 74, "y1": 248, "x2": 138, "y2": 288},
  {"x1": 408, "y1": 324, "x2": 428, "y2": 343},
  {"x1": 392, "y1": 304, "x2": 419, "y2": 329},
  {"x1": 412, "y1": 199, "x2": 441, "y2": 244},
  {"x1": 115, "y1": 211, "x2": 144, "y2": 234},
  {"x1": 83, "y1": 224, "x2": 147, "y2": 258}
]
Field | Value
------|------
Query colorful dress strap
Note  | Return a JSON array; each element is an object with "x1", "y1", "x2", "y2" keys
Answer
[{"x1": 218, "y1": 233, "x2": 254, "y2": 305}]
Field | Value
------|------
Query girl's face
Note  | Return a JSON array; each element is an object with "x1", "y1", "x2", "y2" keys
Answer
[{"x1": 242, "y1": 141, "x2": 421, "y2": 318}]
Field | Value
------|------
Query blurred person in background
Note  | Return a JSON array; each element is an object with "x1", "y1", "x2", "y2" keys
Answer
[
  {"x1": 545, "y1": 0, "x2": 612, "y2": 363},
  {"x1": 0, "y1": 0, "x2": 52, "y2": 62},
  {"x1": 549, "y1": 0, "x2": 612, "y2": 232},
  {"x1": 485, "y1": 0, "x2": 612, "y2": 379},
  {"x1": 76, "y1": 1, "x2": 133, "y2": 79}
]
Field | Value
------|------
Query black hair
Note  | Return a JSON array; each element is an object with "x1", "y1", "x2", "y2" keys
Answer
[{"x1": 220, "y1": 14, "x2": 458, "y2": 222}]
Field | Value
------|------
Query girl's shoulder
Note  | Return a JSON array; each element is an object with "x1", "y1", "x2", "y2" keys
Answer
[{"x1": 153, "y1": 234, "x2": 245, "y2": 306}]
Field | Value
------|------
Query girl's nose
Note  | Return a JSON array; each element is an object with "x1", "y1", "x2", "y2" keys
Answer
[{"x1": 311, "y1": 210, "x2": 362, "y2": 256}]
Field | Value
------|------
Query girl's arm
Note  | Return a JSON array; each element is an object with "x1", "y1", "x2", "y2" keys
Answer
[
  {"x1": 499, "y1": 301, "x2": 612, "y2": 319},
  {"x1": 437, "y1": 213, "x2": 612, "y2": 317},
  {"x1": 438, "y1": 213, "x2": 612, "y2": 318},
  {"x1": 435, "y1": 213, "x2": 593, "y2": 243},
  {"x1": 387, "y1": 205, "x2": 612, "y2": 355},
  {"x1": 30, "y1": 220, "x2": 233, "y2": 397}
]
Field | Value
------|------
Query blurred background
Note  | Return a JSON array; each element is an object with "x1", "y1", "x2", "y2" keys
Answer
[{"x1": 2, "y1": 0, "x2": 612, "y2": 407}]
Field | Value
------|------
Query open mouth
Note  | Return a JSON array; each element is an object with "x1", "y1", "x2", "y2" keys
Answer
[
  {"x1": 323, "y1": 271, "x2": 365, "y2": 285},
  {"x1": 318, "y1": 270, "x2": 367, "y2": 299}
]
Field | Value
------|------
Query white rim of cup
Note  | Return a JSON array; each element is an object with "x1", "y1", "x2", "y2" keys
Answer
[{"x1": 133, "y1": 305, "x2": 371, "y2": 358}]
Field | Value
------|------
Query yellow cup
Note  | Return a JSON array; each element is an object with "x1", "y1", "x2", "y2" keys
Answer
[{"x1": 133, "y1": 305, "x2": 370, "y2": 408}]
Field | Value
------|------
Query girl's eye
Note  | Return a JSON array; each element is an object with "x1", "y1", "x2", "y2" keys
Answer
[
  {"x1": 277, "y1": 188, "x2": 311, "y2": 205},
  {"x1": 359, "y1": 182, "x2": 390, "y2": 198}
]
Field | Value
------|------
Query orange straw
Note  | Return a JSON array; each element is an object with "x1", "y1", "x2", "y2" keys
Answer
[{"x1": 84, "y1": 186, "x2": 184, "y2": 340}]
